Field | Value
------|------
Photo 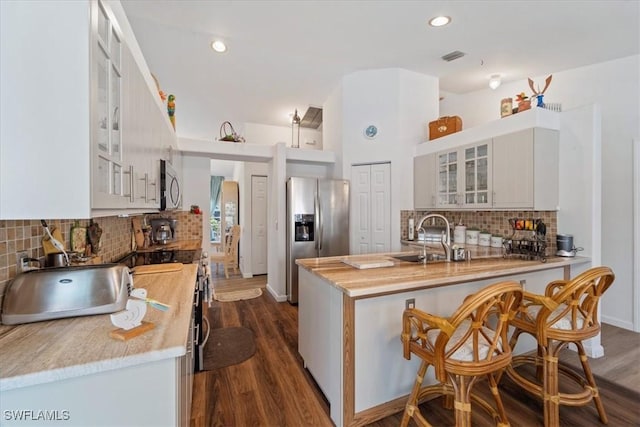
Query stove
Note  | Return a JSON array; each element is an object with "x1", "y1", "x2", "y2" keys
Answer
[
  {"x1": 116, "y1": 248, "x2": 208, "y2": 372},
  {"x1": 116, "y1": 249, "x2": 202, "y2": 267}
]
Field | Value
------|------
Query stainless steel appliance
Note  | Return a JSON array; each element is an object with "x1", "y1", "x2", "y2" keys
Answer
[
  {"x1": 160, "y1": 159, "x2": 181, "y2": 211},
  {"x1": 150, "y1": 218, "x2": 176, "y2": 245},
  {"x1": 1, "y1": 264, "x2": 132, "y2": 325},
  {"x1": 556, "y1": 233, "x2": 583, "y2": 257},
  {"x1": 286, "y1": 177, "x2": 349, "y2": 303}
]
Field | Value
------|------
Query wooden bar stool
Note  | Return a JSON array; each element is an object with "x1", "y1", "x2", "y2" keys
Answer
[
  {"x1": 401, "y1": 281, "x2": 523, "y2": 427},
  {"x1": 505, "y1": 266, "x2": 615, "y2": 427}
]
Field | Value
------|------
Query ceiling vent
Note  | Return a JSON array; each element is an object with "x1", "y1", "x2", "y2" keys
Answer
[
  {"x1": 300, "y1": 106, "x2": 322, "y2": 129},
  {"x1": 441, "y1": 50, "x2": 466, "y2": 62}
]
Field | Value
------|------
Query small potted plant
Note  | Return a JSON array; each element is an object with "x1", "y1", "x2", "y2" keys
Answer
[{"x1": 516, "y1": 92, "x2": 531, "y2": 112}]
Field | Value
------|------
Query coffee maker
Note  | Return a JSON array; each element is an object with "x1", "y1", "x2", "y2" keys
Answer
[{"x1": 150, "y1": 218, "x2": 176, "y2": 245}]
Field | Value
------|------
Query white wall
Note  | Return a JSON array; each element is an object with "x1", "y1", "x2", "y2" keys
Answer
[
  {"x1": 244, "y1": 122, "x2": 323, "y2": 150},
  {"x1": 181, "y1": 155, "x2": 212, "y2": 251},
  {"x1": 441, "y1": 55, "x2": 640, "y2": 330},
  {"x1": 267, "y1": 144, "x2": 287, "y2": 301},
  {"x1": 338, "y1": 68, "x2": 439, "y2": 251},
  {"x1": 323, "y1": 84, "x2": 344, "y2": 178}
]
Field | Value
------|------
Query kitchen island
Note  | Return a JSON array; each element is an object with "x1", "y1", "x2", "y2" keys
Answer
[
  {"x1": 0, "y1": 264, "x2": 198, "y2": 427},
  {"x1": 296, "y1": 253, "x2": 591, "y2": 427}
]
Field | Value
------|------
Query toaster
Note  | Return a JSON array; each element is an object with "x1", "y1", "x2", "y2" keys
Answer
[{"x1": 1, "y1": 264, "x2": 132, "y2": 325}]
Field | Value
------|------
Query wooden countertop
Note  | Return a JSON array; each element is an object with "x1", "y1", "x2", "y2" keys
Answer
[
  {"x1": 0, "y1": 264, "x2": 198, "y2": 392},
  {"x1": 296, "y1": 254, "x2": 590, "y2": 298},
  {"x1": 136, "y1": 239, "x2": 202, "y2": 252}
]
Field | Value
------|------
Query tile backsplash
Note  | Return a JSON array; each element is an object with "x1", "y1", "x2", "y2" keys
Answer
[
  {"x1": 0, "y1": 211, "x2": 202, "y2": 308},
  {"x1": 401, "y1": 210, "x2": 558, "y2": 252}
]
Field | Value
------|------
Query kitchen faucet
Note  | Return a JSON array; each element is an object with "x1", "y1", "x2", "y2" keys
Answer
[{"x1": 415, "y1": 213, "x2": 451, "y2": 263}]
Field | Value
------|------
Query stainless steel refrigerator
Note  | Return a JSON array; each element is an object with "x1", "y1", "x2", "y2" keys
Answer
[{"x1": 286, "y1": 177, "x2": 349, "y2": 303}]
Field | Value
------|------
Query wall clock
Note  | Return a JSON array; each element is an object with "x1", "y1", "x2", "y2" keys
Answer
[{"x1": 364, "y1": 125, "x2": 378, "y2": 139}]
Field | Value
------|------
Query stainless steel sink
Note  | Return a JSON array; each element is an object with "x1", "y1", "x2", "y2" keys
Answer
[
  {"x1": 1, "y1": 264, "x2": 132, "y2": 325},
  {"x1": 392, "y1": 253, "x2": 448, "y2": 263}
]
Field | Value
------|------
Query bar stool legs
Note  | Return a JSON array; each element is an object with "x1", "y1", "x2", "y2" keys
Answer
[{"x1": 506, "y1": 266, "x2": 614, "y2": 427}]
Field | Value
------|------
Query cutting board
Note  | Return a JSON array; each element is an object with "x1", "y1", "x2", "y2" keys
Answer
[
  {"x1": 42, "y1": 228, "x2": 64, "y2": 255},
  {"x1": 131, "y1": 217, "x2": 145, "y2": 248},
  {"x1": 341, "y1": 257, "x2": 395, "y2": 269},
  {"x1": 132, "y1": 263, "x2": 183, "y2": 275}
]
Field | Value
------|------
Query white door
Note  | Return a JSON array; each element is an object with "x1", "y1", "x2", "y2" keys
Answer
[
  {"x1": 251, "y1": 175, "x2": 268, "y2": 275},
  {"x1": 350, "y1": 163, "x2": 391, "y2": 254},
  {"x1": 351, "y1": 165, "x2": 371, "y2": 254},
  {"x1": 370, "y1": 163, "x2": 391, "y2": 252}
]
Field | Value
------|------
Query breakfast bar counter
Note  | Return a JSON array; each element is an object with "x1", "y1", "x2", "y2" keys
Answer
[
  {"x1": 296, "y1": 254, "x2": 591, "y2": 427},
  {"x1": 296, "y1": 253, "x2": 589, "y2": 298}
]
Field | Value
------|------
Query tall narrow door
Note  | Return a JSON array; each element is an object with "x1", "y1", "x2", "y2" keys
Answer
[
  {"x1": 350, "y1": 163, "x2": 391, "y2": 254},
  {"x1": 370, "y1": 163, "x2": 391, "y2": 252},
  {"x1": 352, "y1": 165, "x2": 371, "y2": 254},
  {"x1": 251, "y1": 175, "x2": 268, "y2": 275}
]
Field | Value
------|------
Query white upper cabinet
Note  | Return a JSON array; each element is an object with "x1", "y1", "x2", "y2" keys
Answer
[
  {"x1": 435, "y1": 140, "x2": 492, "y2": 209},
  {"x1": 0, "y1": 0, "x2": 174, "y2": 219},
  {"x1": 414, "y1": 154, "x2": 436, "y2": 209},
  {"x1": 492, "y1": 128, "x2": 559, "y2": 210},
  {"x1": 414, "y1": 124, "x2": 559, "y2": 211},
  {"x1": 1, "y1": 1, "x2": 92, "y2": 219},
  {"x1": 92, "y1": 0, "x2": 126, "y2": 209}
]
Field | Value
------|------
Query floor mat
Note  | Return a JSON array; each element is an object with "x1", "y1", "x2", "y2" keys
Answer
[{"x1": 203, "y1": 326, "x2": 256, "y2": 370}]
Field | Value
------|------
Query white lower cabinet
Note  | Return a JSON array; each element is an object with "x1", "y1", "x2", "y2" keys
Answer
[{"x1": 1, "y1": 356, "x2": 192, "y2": 427}]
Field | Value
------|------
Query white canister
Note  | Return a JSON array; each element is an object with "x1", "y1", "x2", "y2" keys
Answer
[
  {"x1": 490, "y1": 236, "x2": 503, "y2": 248},
  {"x1": 466, "y1": 229, "x2": 479, "y2": 245},
  {"x1": 479, "y1": 232, "x2": 491, "y2": 247},
  {"x1": 453, "y1": 225, "x2": 467, "y2": 244}
]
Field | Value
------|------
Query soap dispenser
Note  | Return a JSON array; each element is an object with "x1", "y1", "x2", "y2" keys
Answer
[{"x1": 408, "y1": 218, "x2": 415, "y2": 241}]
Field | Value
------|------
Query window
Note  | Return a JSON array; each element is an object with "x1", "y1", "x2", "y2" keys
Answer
[{"x1": 210, "y1": 176, "x2": 224, "y2": 242}]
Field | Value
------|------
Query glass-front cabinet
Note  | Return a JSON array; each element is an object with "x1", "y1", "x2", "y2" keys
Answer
[
  {"x1": 463, "y1": 142, "x2": 491, "y2": 208},
  {"x1": 92, "y1": 0, "x2": 125, "y2": 208},
  {"x1": 437, "y1": 150, "x2": 459, "y2": 207},
  {"x1": 436, "y1": 140, "x2": 492, "y2": 209}
]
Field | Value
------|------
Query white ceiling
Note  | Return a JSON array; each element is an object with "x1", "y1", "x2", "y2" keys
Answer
[{"x1": 121, "y1": 0, "x2": 639, "y2": 141}]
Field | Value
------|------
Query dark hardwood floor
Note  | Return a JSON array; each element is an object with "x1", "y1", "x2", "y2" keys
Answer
[{"x1": 191, "y1": 271, "x2": 640, "y2": 426}]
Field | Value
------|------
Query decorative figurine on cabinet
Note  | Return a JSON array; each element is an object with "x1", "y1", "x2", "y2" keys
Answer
[
  {"x1": 515, "y1": 92, "x2": 531, "y2": 112},
  {"x1": 167, "y1": 94, "x2": 176, "y2": 129},
  {"x1": 528, "y1": 75, "x2": 553, "y2": 107}
]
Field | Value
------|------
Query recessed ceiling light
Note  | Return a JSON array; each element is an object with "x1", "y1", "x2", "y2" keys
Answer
[
  {"x1": 489, "y1": 74, "x2": 502, "y2": 90},
  {"x1": 211, "y1": 40, "x2": 227, "y2": 53},
  {"x1": 429, "y1": 16, "x2": 451, "y2": 27}
]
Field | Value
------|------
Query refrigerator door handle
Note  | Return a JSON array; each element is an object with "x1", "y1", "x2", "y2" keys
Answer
[{"x1": 316, "y1": 192, "x2": 323, "y2": 251}]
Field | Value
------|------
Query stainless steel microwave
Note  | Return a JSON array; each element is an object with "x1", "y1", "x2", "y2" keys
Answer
[{"x1": 160, "y1": 159, "x2": 181, "y2": 210}]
